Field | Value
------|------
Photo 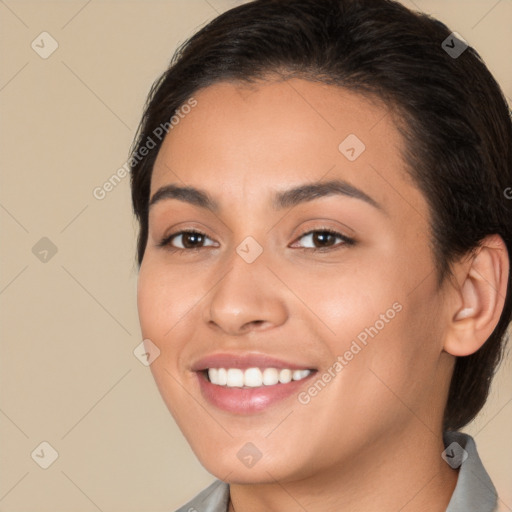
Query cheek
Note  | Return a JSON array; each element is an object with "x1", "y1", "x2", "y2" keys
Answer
[
  {"x1": 136, "y1": 263, "x2": 192, "y2": 394},
  {"x1": 137, "y1": 267, "x2": 167, "y2": 340},
  {"x1": 300, "y1": 261, "x2": 398, "y2": 341},
  {"x1": 136, "y1": 260, "x2": 196, "y2": 341},
  {"x1": 354, "y1": 283, "x2": 445, "y2": 412},
  {"x1": 308, "y1": 254, "x2": 442, "y2": 400},
  {"x1": 136, "y1": 264, "x2": 197, "y2": 415}
]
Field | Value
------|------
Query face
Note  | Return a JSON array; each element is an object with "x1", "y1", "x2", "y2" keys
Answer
[{"x1": 137, "y1": 79, "x2": 454, "y2": 484}]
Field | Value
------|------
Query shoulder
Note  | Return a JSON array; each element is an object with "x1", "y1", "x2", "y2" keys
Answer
[{"x1": 173, "y1": 480, "x2": 230, "y2": 512}]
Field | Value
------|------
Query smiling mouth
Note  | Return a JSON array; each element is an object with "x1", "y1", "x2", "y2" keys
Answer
[{"x1": 203, "y1": 367, "x2": 316, "y2": 388}]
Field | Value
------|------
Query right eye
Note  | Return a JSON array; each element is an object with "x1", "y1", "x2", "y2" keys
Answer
[{"x1": 158, "y1": 230, "x2": 218, "y2": 251}]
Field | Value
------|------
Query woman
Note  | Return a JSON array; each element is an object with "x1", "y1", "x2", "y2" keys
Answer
[{"x1": 129, "y1": 0, "x2": 511, "y2": 510}]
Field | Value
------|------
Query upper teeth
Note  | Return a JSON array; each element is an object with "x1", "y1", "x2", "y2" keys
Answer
[{"x1": 207, "y1": 368, "x2": 312, "y2": 388}]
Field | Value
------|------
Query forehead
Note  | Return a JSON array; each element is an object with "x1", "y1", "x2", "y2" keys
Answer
[{"x1": 150, "y1": 79, "x2": 428, "y2": 221}]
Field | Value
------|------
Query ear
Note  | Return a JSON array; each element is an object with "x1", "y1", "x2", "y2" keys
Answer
[{"x1": 443, "y1": 234, "x2": 509, "y2": 357}]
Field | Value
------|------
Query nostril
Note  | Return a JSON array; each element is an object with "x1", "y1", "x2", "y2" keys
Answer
[{"x1": 246, "y1": 320, "x2": 265, "y2": 328}]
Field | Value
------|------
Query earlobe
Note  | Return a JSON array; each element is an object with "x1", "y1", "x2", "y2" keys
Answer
[{"x1": 444, "y1": 234, "x2": 509, "y2": 357}]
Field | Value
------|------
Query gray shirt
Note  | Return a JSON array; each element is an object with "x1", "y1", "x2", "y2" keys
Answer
[{"x1": 174, "y1": 431, "x2": 498, "y2": 512}]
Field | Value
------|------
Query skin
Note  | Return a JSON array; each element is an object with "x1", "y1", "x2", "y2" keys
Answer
[{"x1": 137, "y1": 79, "x2": 508, "y2": 511}]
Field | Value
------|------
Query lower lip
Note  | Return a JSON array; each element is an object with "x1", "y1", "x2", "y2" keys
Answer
[{"x1": 196, "y1": 371, "x2": 316, "y2": 414}]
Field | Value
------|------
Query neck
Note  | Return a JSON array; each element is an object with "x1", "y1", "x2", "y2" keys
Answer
[{"x1": 228, "y1": 427, "x2": 458, "y2": 512}]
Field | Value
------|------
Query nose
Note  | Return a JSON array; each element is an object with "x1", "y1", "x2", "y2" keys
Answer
[{"x1": 203, "y1": 250, "x2": 288, "y2": 336}]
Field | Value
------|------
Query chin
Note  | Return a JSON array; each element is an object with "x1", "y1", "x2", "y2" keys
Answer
[{"x1": 196, "y1": 448, "x2": 306, "y2": 485}]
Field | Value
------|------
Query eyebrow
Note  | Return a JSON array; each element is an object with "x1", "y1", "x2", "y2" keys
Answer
[{"x1": 148, "y1": 179, "x2": 383, "y2": 213}]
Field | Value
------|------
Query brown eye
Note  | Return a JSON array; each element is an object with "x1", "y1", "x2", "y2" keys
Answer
[
  {"x1": 293, "y1": 229, "x2": 355, "y2": 250},
  {"x1": 179, "y1": 232, "x2": 206, "y2": 248},
  {"x1": 159, "y1": 230, "x2": 217, "y2": 250},
  {"x1": 311, "y1": 231, "x2": 337, "y2": 247}
]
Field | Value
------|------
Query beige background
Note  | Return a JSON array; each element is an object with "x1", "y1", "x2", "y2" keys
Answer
[{"x1": 0, "y1": 0, "x2": 511, "y2": 510}]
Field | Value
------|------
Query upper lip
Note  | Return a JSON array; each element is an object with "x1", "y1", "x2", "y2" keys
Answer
[{"x1": 191, "y1": 352, "x2": 317, "y2": 372}]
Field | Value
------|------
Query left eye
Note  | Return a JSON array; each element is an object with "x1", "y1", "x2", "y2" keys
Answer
[{"x1": 291, "y1": 229, "x2": 354, "y2": 250}]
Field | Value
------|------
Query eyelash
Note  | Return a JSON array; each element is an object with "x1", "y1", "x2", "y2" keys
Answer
[{"x1": 157, "y1": 228, "x2": 355, "y2": 254}]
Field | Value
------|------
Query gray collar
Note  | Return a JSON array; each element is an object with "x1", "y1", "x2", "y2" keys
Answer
[
  {"x1": 175, "y1": 432, "x2": 497, "y2": 512},
  {"x1": 444, "y1": 431, "x2": 498, "y2": 511}
]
